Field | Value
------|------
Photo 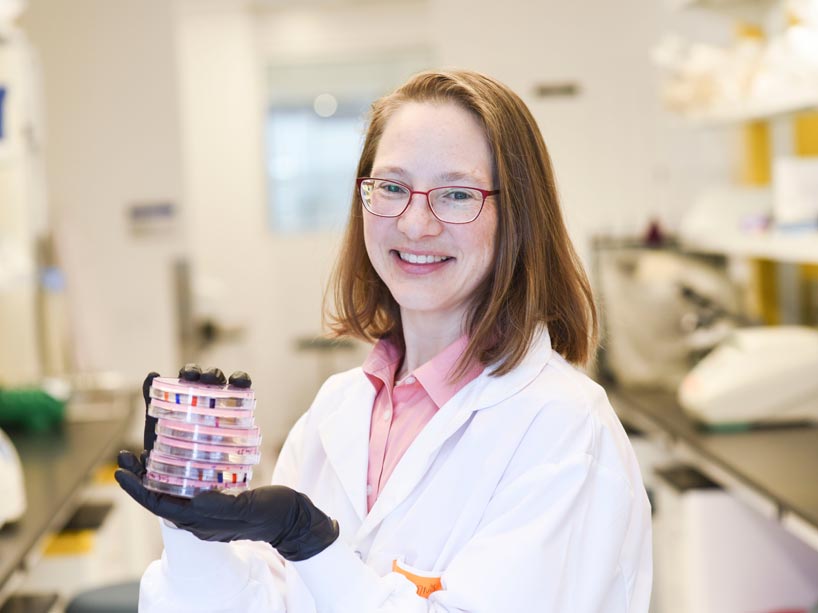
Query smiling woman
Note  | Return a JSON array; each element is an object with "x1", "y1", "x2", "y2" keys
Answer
[
  {"x1": 119, "y1": 70, "x2": 653, "y2": 613},
  {"x1": 328, "y1": 70, "x2": 598, "y2": 380}
]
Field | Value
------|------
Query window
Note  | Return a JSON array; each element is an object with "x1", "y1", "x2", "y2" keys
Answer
[
  {"x1": 264, "y1": 52, "x2": 432, "y2": 234},
  {"x1": 266, "y1": 103, "x2": 365, "y2": 233}
]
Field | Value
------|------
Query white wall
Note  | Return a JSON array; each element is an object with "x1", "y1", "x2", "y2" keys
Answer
[
  {"x1": 0, "y1": 27, "x2": 42, "y2": 384},
  {"x1": 256, "y1": 1, "x2": 431, "y2": 63},
  {"x1": 18, "y1": 0, "x2": 728, "y2": 444},
  {"x1": 20, "y1": 0, "x2": 183, "y2": 385},
  {"x1": 159, "y1": 0, "x2": 732, "y2": 445}
]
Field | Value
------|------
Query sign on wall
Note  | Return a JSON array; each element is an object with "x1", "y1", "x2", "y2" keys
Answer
[
  {"x1": 0, "y1": 85, "x2": 6, "y2": 141},
  {"x1": 0, "y1": 85, "x2": 7, "y2": 154},
  {"x1": 0, "y1": 84, "x2": 9, "y2": 161}
]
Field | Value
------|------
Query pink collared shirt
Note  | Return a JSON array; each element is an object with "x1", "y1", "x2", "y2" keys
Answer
[{"x1": 362, "y1": 336, "x2": 484, "y2": 513}]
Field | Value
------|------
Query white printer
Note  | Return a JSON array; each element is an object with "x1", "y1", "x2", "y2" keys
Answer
[{"x1": 679, "y1": 326, "x2": 818, "y2": 426}]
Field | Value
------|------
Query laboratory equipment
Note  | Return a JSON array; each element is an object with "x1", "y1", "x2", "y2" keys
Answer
[
  {"x1": 154, "y1": 421, "x2": 261, "y2": 446},
  {"x1": 148, "y1": 376, "x2": 256, "y2": 408},
  {"x1": 678, "y1": 326, "x2": 818, "y2": 426},
  {"x1": 142, "y1": 472, "x2": 249, "y2": 499},
  {"x1": 152, "y1": 436, "x2": 261, "y2": 465},
  {"x1": 653, "y1": 464, "x2": 818, "y2": 613},
  {"x1": 0, "y1": 426, "x2": 25, "y2": 526},
  {"x1": 145, "y1": 451, "x2": 253, "y2": 483},
  {"x1": 596, "y1": 245, "x2": 738, "y2": 390},
  {"x1": 144, "y1": 377, "x2": 260, "y2": 498},
  {"x1": 147, "y1": 398, "x2": 255, "y2": 428}
]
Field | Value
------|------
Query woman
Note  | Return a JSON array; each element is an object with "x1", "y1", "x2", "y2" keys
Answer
[{"x1": 117, "y1": 69, "x2": 652, "y2": 612}]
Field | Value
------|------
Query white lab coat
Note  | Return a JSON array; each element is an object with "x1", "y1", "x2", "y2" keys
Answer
[{"x1": 139, "y1": 330, "x2": 652, "y2": 612}]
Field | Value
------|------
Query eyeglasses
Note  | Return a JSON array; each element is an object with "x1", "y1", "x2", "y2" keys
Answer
[{"x1": 357, "y1": 177, "x2": 499, "y2": 224}]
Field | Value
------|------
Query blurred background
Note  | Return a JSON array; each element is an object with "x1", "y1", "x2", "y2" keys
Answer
[{"x1": 1, "y1": 0, "x2": 818, "y2": 611}]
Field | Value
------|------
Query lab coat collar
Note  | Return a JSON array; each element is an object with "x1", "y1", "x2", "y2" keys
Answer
[{"x1": 318, "y1": 327, "x2": 553, "y2": 537}]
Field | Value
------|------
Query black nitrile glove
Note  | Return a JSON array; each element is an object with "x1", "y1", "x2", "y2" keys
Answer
[
  {"x1": 115, "y1": 364, "x2": 339, "y2": 562},
  {"x1": 116, "y1": 457, "x2": 339, "y2": 561}
]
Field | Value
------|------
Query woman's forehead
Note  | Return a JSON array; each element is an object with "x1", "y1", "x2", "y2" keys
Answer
[{"x1": 372, "y1": 102, "x2": 493, "y2": 185}]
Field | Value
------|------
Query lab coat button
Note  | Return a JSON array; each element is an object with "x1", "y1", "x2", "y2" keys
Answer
[{"x1": 354, "y1": 550, "x2": 363, "y2": 560}]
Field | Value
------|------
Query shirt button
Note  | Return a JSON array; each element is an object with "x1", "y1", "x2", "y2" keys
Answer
[
  {"x1": 383, "y1": 411, "x2": 392, "y2": 422},
  {"x1": 366, "y1": 484, "x2": 373, "y2": 494},
  {"x1": 405, "y1": 376, "x2": 416, "y2": 384}
]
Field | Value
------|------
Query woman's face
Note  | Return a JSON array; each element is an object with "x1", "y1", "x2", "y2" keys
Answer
[{"x1": 363, "y1": 101, "x2": 498, "y2": 328}]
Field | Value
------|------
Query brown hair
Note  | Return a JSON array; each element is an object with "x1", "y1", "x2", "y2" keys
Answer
[{"x1": 324, "y1": 69, "x2": 598, "y2": 376}]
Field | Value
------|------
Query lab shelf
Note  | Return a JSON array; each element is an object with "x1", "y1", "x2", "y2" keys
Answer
[
  {"x1": 607, "y1": 385, "x2": 818, "y2": 549},
  {"x1": 672, "y1": 0, "x2": 777, "y2": 22},
  {"x1": 674, "y1": 0, "x2": 774, "y2": 10},
  {"x1": 680, "y1": 229, "x2": 818, "y2": 264},
  {"x1": 684, "y1": 92, "x2": 818, "y2": 126},
  {"x1": 0, "y1": 403, "x2": 134, "y2": 605}
]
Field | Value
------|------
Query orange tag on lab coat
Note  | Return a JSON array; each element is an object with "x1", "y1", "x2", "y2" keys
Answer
[{"x1": 392, "y1": 559, "x2": 443, "y2": 598}]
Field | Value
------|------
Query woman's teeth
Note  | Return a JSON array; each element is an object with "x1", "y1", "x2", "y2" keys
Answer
[{"x1": 398, "y1": 251, "x2": 451, "y2": 264}]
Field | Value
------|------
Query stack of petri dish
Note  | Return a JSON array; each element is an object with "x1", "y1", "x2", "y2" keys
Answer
[{"x1": 143, "y1": 377, "x2": 261, "y2": 498}]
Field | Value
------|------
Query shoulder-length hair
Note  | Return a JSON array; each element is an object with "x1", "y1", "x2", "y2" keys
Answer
[{"x1": 325, "y1": 69, "x2": 598, "y2": 376}]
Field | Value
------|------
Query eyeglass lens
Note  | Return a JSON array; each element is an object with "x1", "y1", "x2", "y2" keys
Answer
[{"x1": 360, "y1": 179, "x2": 484, "y2": 224}]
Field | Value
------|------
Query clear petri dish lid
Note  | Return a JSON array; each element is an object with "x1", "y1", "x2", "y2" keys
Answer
[
  {"x1": 146, "y1": 451, "x2": 254, "y2": 483},
  {"x1": 155, "y1": 420, "x2": 261, "y2": 447},
  {"x1": 147, "y1": 450, "x2": 255, "y2": 473},
  {"x1": 150, "y1": 377, "x2": 256, "y2": 409},
  {"x1": 148, "y1": 400, "x2": 256, "y2": 428},
  {"x1": 143, "y1": 471, "x2": 249, "y2": 499},
  {"x1": 155, "y1": 434, "x2": 261, "y2": 465}
]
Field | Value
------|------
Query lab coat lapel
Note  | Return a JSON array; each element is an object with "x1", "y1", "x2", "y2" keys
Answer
[
  {"x1": 355, "y1": 383, "x2": 481, "y2": 540},
  {"x1": 354, "y1": 327, "x2": 554, "y2": 541},
  {"x1": 318, "y1": 376, "x2": 375, "y2": 523}
]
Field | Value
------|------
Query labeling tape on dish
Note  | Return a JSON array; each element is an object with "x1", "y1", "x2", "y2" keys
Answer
[
  {"x1": 149, "y1": 377, "x2": 256, "y2": 408},
  {"x1": 392, "y1": 559, "x2": 442, "y2": 598}
]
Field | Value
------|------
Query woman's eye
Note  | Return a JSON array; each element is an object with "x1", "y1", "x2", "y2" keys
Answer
[
  {"x1": 444, "y1": 189, "x2": 475, "y2": 200},
  {"x1": 378, "y1": 182, "x2": 406, "y2": 194}
]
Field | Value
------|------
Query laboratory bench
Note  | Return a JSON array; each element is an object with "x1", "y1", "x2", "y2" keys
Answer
[
  {"x1": 0, "y1": 397, "x2": 136, "y2": 608},
  {"x1": 607, "y1": 383, "x2": 818, "y2": 551}
]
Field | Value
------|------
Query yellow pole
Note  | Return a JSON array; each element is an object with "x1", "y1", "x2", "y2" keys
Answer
[
  {"x1": 735, "y1": 23, "x2": 778, "y2": 324},
  {"x1": 794, "y1": 109, "x2": 818, "y2": 323},
  {"x1": 801, "y1": 265, "x2": 818, "y2": 324},
  {"x1": 794, "y1": 112, "x2": 818, "y2": 157},
  {"x1": 740, "y1": 120, "x2": 772, "y2": 186}
]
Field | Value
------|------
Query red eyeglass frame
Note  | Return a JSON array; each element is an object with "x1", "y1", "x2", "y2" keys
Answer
[{"x1": 357, "y1": 177, "x2": 500, "y2": 224}]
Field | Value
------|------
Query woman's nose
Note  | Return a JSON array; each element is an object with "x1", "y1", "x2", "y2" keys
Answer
[{"x1": 397, "y1": 193, "x2": 443, "y2": 238}]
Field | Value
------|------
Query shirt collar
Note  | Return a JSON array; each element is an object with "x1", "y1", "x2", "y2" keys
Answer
[
  {"x1": 414, "y1": 335, "x2": 483, "y2": 409},
  {"x1": 362, "y1": 335, "x2": 483, "y2": 409},
  {"x1": 362, "y1": 337, "x2": 402, "y2": 392}
]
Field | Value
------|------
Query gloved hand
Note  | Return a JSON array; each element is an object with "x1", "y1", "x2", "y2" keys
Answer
[{"x1": 115, "y1": 364, "x2": 340, "y2": 562}]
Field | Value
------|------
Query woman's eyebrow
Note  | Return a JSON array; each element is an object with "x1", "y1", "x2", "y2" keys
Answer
[
  {"x1": 369, "y1": 168, "x2": 487, "y2": 185},
  {"x1": 437, "y1": 171, "x2": 486, "y2": 185},
  {"x1": 370, "y1": 166, "x2": 408, "y2": 178}
]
